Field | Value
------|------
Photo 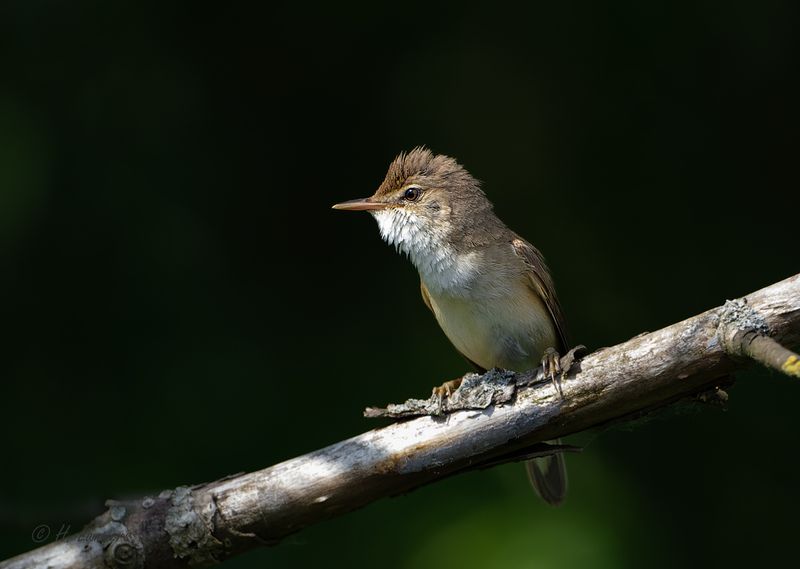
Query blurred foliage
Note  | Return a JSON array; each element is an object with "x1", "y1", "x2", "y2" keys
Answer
[{"x1": 1, "y1": 1, "x2": 798, "y2": 567}]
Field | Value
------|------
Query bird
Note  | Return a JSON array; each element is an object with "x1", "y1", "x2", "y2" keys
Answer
[{"x1": 332, "y1": 147, "x2": 570, "y2": 506}]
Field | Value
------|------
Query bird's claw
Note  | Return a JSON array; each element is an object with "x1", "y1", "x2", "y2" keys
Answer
[
  {"x1": 541, "y1": 344, "x2": 586, "y2": 397},
  {"x1": 541, "y1": 347, "x2": 563, "y2": 396},
  {"x1": 432, "y1": 377, "x2": 463, "y2": 399}
]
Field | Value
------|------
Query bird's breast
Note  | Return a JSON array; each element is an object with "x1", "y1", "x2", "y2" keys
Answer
[{"x1": 424, "y1": 276, "x2": 557, "y2": 372}]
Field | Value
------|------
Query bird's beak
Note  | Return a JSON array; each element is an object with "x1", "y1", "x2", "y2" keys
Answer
[{"x1": 331, "y1": 197, "x2": 389, "y2": 211}]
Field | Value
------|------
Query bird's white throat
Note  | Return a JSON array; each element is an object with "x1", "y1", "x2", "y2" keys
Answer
[{"x1": 371, "y1": 208, "x2": 480, "y2": 294}]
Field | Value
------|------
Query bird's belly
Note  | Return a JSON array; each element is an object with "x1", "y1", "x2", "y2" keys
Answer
[{"x1": 425, "y1": 287, "x2": 557, "y2": 373}]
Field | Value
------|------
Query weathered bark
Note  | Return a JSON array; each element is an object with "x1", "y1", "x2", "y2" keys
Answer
[{"x1": 3, "y1": 274, "x2": 799, "y2": 569}]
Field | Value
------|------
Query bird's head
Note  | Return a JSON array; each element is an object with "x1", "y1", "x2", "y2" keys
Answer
[{"x1": 332, "y1": 147, "x2": 494, "y2": 258}]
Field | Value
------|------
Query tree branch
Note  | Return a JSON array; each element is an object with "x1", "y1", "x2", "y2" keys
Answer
[{"x1": 3, "y1": 274, "x2": 799, "y2": 569}]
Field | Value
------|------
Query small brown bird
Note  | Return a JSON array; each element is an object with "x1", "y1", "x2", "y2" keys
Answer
[{"x1": 333, "y1": 147, "x2": 570, "y2": 505}]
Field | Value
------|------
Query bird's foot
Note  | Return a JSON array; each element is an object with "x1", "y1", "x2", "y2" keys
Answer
[
  {"x1": 432, "y1": 377, "x2": 463, "y2": 399},
  {"x1": 541, "y1": 348, "x2": 563, "y2": 396},
  {"x1": 541, "y1": 345, "x2": 587, "y2": 397}
]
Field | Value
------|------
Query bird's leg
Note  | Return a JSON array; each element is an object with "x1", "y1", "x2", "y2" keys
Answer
[
  {"x1": 432, "y1": 377, "x2": 463, "y2": 398},
  {"x1": 541, "y1": 347, "x2": 563, "y2": 396},
  {"x1": 541, "y1": 345, "x2": 587, "y2": 397}
]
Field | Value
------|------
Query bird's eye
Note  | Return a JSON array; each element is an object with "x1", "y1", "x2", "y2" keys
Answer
[{"x1": 403, "y1": 187, "x2": 421, "y2": 201}]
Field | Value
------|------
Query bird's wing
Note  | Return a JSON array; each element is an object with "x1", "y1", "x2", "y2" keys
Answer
[
  {"x1": 509, "y1": 241, "x2": 572, "y2": 506},
  {"x1": 420, "y1": 280, "x2": 487, "y2": 373},
  {"x1": 419, "y1": 279, "x2": 434, "y2": 313},
  {"x1": 510, "y1": 237, "x2": 569, "y2": 352}
]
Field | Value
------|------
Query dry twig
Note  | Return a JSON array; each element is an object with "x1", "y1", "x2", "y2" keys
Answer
[{"x1": 2, "y1": 274, "x2": 798, "y2": 569}]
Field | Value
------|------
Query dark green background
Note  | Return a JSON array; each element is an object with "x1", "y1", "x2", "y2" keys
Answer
[{"x1": 2, "y1": 1, "x2": 797, "y2": 567}]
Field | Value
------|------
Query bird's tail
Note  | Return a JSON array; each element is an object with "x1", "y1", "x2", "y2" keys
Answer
[{"x1": 524, "y1": 439, "x2": 568, "y2": 506}]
